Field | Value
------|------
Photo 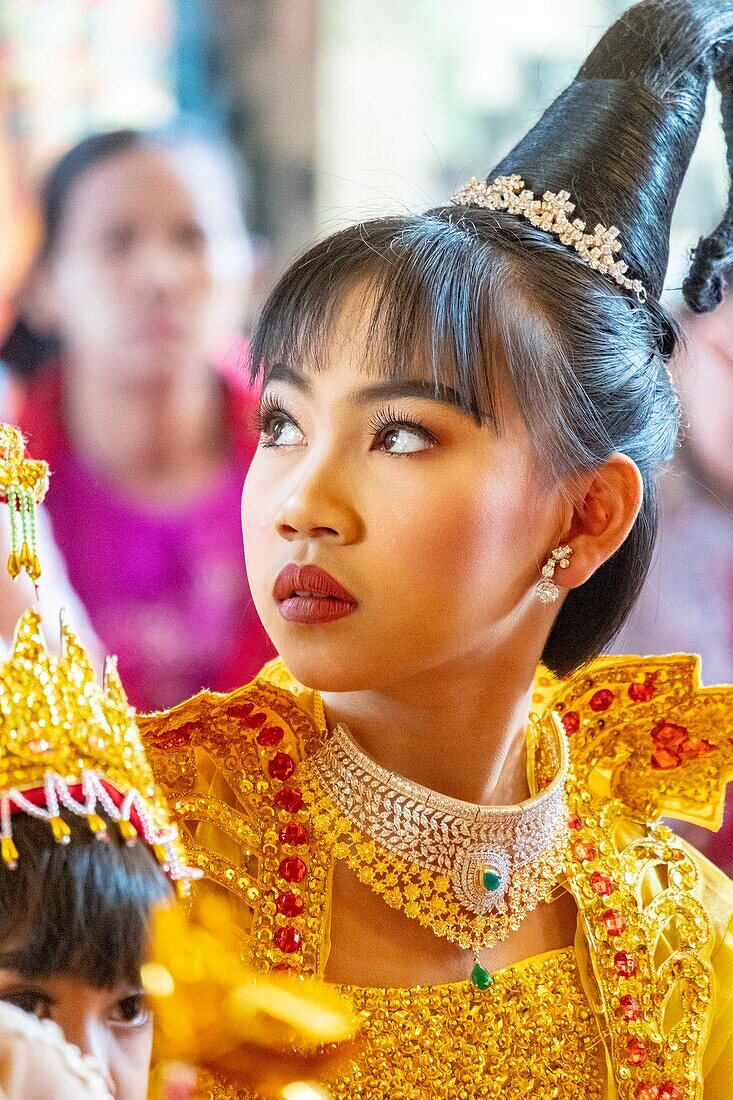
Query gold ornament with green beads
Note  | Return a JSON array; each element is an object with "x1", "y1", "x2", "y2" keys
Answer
[{"x1": 0, "y1": 423, "x2": 49, "y2": 586}]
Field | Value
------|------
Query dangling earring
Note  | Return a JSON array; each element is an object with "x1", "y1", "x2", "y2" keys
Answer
[{"x1": 535, "y1": 544, "x2": 572, "y2": 604}]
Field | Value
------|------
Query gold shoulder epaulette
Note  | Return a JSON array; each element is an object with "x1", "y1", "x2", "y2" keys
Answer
[{"x1": 543, "y1": 653, "x2": 733, "y2": 830}]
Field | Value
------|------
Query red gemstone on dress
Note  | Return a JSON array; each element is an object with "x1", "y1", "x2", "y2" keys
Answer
[
  {"x1": 272, "y1": 962, "x2": 295, "y2": 973},
  {"x1": 228, "y1": 701, "x2": 253, "y2": 719},
  {"x1": 651, "y1": 747, "x2": 681, "y2": 770},
  {"x1": 590, "y1": 871, "x2": 616, "y2": 896},
  {"x1": 275, "y1": 787, "x2": 305, "y2": 814},
  {"x1": 274, "y1": 926, "x2": 302, "y2": 953},
  {"x1": 627, "y1": 1037, "x2": 647, "y2": 1066},
  {"x1": 628, "y1": 678, "x2": 657, "y2": 703},
  {"x1": 678, "y1": 738, "x2": 713, "y2": 760},
  {"x1": 636, "y1": 1084, "x2": 660, "y2": 1100},
  {"x1": 650, "y1": 720, "x2": 688, "y2": 749},
  {"x1": 568, "y1": 813, "x2": 583, "y2": 831},
  {"x1": 229, "y1": 702, "x2": 268, "y2": 728},
  {"x1": 573, "y1": 840, "x2": 598, "y2": 862},
  {"x1": 276, "y1": 890, "x2": 305, "y2": 917},
  {"x1": 244, "y1": 710, "x2": 268, "y2": 729},
  {"x1": 151, "y1": 722, "x2": 195, "y2": 749},
  {"x1": 561, "y1": 711, "x2": 580, "y2": 735},
  {"x1": 268, "y1": 752, "x2": 296, "y2": 781},
  {"x1": 659, "y1": 1084, "x2": 683, "y2": 1100},
  {"x1": 614, "y1": 950, "x2": 637, "y2": 978},
  {"x1": 256, "y1": 725, "x2": 284, "y2": 747},
  {"x1": 589, "y1": 689, "x2": 615, "y2": 712},
  {"x1": 617, "y1": 994, "x2": 640, "y2": 1021},
  {"x1": 278, "y1": 822, "x2": 309, "y2": 846},
  {"x1": 279, "y1": 856, "x2": 307, "y2": 883},
  {"x1": 602, "y1": 909, "x2": 627, "y2": 936}
]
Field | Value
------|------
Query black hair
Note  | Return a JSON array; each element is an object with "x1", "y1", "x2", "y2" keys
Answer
[
  {"x1": 249, "y1": 0, "x2": 733, "y2": 677},
  {"x1": 0, "y1": 811, "x2": 171, "y2": 988}
]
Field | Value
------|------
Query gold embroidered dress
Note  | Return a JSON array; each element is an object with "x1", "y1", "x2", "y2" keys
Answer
[{"x1": 141, "y1": 655, "x2": 733, "y2": 1100}]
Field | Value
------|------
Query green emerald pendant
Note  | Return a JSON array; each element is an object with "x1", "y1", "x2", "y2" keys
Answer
[
  {"x1": 470, "y1": 962, "x2": 493, "y2": 990},
  {"x1": 481, "y1": 869, "x2": 501, "y2": 892}
]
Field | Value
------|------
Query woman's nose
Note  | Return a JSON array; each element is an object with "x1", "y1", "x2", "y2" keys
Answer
[
  {"x1": 275, "y1": 463, "x2": 362, "y2": 546},
  {"x1": 137, "y1": 241, "x2": 196, "y2": 293}
]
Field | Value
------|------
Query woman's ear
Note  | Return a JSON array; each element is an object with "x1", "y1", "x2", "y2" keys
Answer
[
  {"x1": 18, "y1": 260, "x2": 61, "y2": 337},
  {"x1": 557, "y1": 454, "x2": 643, "y2": 591}
]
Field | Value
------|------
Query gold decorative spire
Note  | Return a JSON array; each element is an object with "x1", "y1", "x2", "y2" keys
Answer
[{"x1": 0, "y1": 608, "x2": 196, "y2": 889}]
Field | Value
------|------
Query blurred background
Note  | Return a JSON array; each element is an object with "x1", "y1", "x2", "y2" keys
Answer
[
  {"x1": 1, "y1": 0, "x2": 727, "y2": 318},
  {"x1": 0, "y1": 0, "x2": 731, "y2": 866}
]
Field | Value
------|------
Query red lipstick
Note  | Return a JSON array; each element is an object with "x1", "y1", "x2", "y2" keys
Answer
[{"x1": 273, "y1": 563, "x2": 358, "y2": 624}]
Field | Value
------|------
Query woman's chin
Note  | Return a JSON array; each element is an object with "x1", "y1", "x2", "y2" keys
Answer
[
  {"x1": 270, "y1": 638, "x2": 383, "y2": 695},
  {"x1": 279, "y1": 654, "x2": 369, "y2": 693}
]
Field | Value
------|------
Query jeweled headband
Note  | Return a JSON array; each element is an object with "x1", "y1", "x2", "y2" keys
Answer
[{"x1": 451, "y1": 174, "x2": 647, "y2": 302}]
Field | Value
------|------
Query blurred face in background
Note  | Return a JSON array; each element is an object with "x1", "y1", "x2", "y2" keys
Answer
[
  {"x1": 26, "y1": 141, "x2": 251, "y2": 396},
  {"x1": 679, "y1": 300, "x2": 733, "y2": 507}
]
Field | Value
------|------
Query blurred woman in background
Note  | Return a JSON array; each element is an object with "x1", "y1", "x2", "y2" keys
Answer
[{"x1": 0, "y1": 129, "x2": 273, "y2": 709}]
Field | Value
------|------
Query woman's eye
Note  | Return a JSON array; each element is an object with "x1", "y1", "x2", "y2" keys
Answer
[
  {"x1": 102, "y1": 225, "x2": 135, "y2": 256},
  {"x1": 377, "y1": 424, "x2": 435, "y2": 454},
  {"x1": 110, "y1": 993, "x2": 150, "y2": 1028},
  {"x1": 175, "y1": 223, "x2": 206, "y2": 253},
  {"x1": 1, "y1": 990, "x2": 51, "y2": 1020},
  {"x1": 260, "y1": 412, "x2": 305, "y2": 447}
]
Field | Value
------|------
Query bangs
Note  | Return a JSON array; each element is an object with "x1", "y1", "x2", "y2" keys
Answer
[
  {"x1": 0, "y1": 813, "x2": 171, "y2": 988},
  {"x1": 250, "y1": 212, "x2": 535, "y2": 429}
]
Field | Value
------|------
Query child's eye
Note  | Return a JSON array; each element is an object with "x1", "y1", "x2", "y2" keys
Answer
[
  {"x1": 256, "y1": 397, "x2": 306, "y2": 448},
  {"x1": 110, "y1": 992, "x2": 150, "y2": 1028},
  {"x1": 1, "y1": 989, "x2": 52, "y2": 1020},
  {"x1": 370, "y1": 408, "x2": 437, "y2": 455}
]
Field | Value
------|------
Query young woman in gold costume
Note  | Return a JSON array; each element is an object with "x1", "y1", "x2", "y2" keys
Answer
[{"x1": 143, "y1": 2, "x2": 733, "y2": 1096}]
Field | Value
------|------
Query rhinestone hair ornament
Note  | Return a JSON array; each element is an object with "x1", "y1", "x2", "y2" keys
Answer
[
  {"x1": 451, "y1": 174, "x2": 648, "y2": 302},
  {"x1": 0, "y1": 422, "x2": 199, "y2": 891}
]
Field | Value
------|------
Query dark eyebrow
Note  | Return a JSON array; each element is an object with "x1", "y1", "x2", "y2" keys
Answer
[
  {"x1": 354, "y1": 380, "x2": 479, "y2": 420},
  {"x1": 263, "y1": 365, "x2": 480, "y2": 422},
  {"x1": 262, "y1": 362, "x2": 312, "y2": 393}
]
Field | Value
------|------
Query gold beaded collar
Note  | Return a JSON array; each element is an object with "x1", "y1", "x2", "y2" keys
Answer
[{"x1": 305, "y1": 716, "x2": 569, "y2": 986}]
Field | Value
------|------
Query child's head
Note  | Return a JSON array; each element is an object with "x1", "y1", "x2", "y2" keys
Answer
[
  {"x1": 242, "y1": 0, "x2": 733, "y2": 689},
  {"x1": 0, "y1": 606, "x2": 196, "y2": 1100},
  {"x1": 0, "y1": 811, "x2": 171, "y2": 1100}
]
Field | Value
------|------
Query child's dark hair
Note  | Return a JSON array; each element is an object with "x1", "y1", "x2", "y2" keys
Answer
[
  {"x1": 249, "y1": 0, "x2": 733, "y2": 677},
  {"x1": 0, "y1": 811, "x2": 171, "y2": 988}
]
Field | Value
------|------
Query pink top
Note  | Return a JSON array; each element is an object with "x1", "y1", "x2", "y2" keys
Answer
[
  {"x1": 15, "y1": 365, "x2": 274, "y2": 712},
  {"x1": 45, "y1": 441, "x2": 273, "y2": 712}
]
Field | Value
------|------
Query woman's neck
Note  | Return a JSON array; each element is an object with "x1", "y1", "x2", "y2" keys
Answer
[
  {"x1": 61, "y1": 358, "x2": 228, "y2": 502},
  {"x1": 321, "y1": 639, "x2": 545, "y2": 807}
]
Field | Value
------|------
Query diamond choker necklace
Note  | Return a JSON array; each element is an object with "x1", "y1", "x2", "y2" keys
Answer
[{"x1": 307, "y1": 718, "x2": 570, "y2": 988}]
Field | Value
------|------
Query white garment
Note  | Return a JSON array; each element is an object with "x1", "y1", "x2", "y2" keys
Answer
[{"x1": 0, "y1": 1002, "x2": 113, "y2": 1100}]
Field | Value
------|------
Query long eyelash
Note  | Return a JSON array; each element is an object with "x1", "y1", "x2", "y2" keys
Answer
[
  {"x1": 253, "y1": 392, "x2": 290, "y2": 433},
  {"x1": 369, "y1": 405, "x2": 438, "y2": 445}
]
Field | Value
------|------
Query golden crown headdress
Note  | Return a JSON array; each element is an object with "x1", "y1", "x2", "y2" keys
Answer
[
  {"x1": 451, "y1": 174, "x2": 647, "y2": 301},
  {"x1": 0, "y1": 608, "x2": 198, "y2": 891}
]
